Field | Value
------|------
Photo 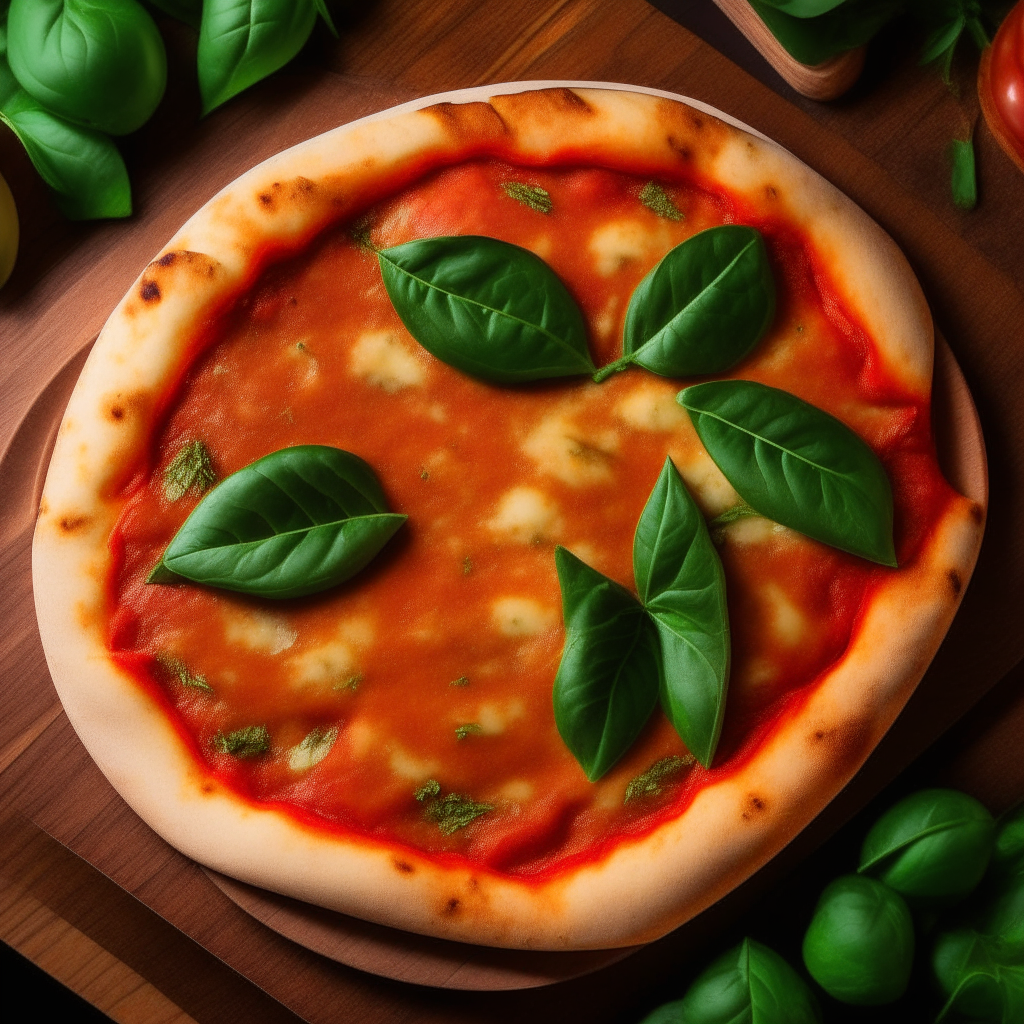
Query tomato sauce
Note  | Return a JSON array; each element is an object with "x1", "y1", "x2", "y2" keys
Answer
[{"x1": 106, "y1": 159, "x2": 956, "y2": 878}]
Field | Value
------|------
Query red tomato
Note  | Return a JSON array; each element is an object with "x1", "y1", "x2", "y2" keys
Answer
[{"x1": 983, "y1": 0, "x2": 1024, "y2": 166}]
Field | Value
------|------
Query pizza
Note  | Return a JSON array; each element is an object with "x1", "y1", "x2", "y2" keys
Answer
[{"x1": 32, "y1": 84, "x2": 985, "y2": 951}]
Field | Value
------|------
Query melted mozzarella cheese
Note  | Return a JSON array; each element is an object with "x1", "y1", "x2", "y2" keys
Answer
[
  {"x1": 223, "y1": 609, "x2": 296, "y2": 655},
  {"x1": 487, "y1": 487, "x2": 563, "y2": 544},
  {"x1": 289, "y1": 640, "x2": 356, "y2": 690},
  {"x1": 476, "y1": 699, "x2": 526, "y2": 736},
  {"x1": 762, "y1": 583, "x2": 807, "y2": 647},
  {"x1": 350, "y1": 329, "x2": 426, "y2": 392},
  {"x1": 523, "y1": 411, "x2": 619, "y2": 486},
  {"x1": 389, "y1": 746, "x2": 440, "y2": 782},
  {"x1": 589, "y1": 218, "x2": 673, "y2": 276},
  {"x1": 498, "y1": 779, "x2": 535, "y2": 803},
  {"x1": 615, "y1": 382, "x2": 690, "y2": 432},
  {"x1": 672, "y1": 448, "x2": 740, "y2": 516},
  {"x1": 491, "y1": 597, "x2": 557, "y2": 637}
]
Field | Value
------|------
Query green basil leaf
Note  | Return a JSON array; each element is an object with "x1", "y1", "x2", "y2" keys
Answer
[
  {"x1": 992, "y1": 803, "x2": 1024, "y2": 876},
  {"x1": 637, "y1": 999, "x2": 686, "y2": 1024},
  {"x1": 950, "y1": 135, "x2": 978, "y2": 211},
  {"x1": 681, "y1": 937, "x2": 822, "y2": 1024},
  {"x1": 146, "y1": 0, "x2": 202, "y2": 30},
  {"x1": 552, "y1": 546, "x2": 660, "y2": 782},
  {"x1": 313, "y1": 0, "x2": 337, "y2": 37},
  {"x1": 678, "y1": 380, "x2": 897, "y2": 566},
  {"x1": 213, "y1": 724, "x2": 270, "y2": 757},
  {"x1": 612, "y1": 226, "x2": 775, "y2": 381},
  {"x1": 974, "y1": 870, "x2": 1024, "y2": 955},
  {"x1": 156, "y1": 445, "x2": 406, "y2": 599},
  {"x1": 0, "y1": 54, "x2": 131, "y2": 219},
  {"x1": 859, "y1": 789, "x2": 995, "y2": 906},
  {"x1": 7, "y1": 0, "x2": 166, "y2": 136},
  {"x1": 377, "y1": 235, "x2": 594, "y2": 384},
  {"x1": 754, "y1": 0, "x2": 850, "y2": 18},
  {"x1": 803, "y1": 875, "x2": 915, "y2": 1006},
  {"x1": 634, "y1": 457, "x2": 730, "y2": 768},
  {"x1": 748, "y1": 0, "x2": 901, "y2": 65},
  {"x1": 920, "y1": 14, "x2": 966, "y2": 69},
  {"x1": 198, "y1": 0, "x2": 317, "y2": 115},
  {"x1": 934, "y1": 928, "x2": 1024, "y2": 1024}
]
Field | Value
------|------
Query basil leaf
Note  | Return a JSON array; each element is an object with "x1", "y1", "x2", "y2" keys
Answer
[
  {"x1": 635, "y1": 457, "x2": 730, "y2": 768},
  {"x1": 678, "y1": 380, "x2": 897, "y2": 566},
  {"x1": 859, "y1": 789, "x2": 995, "y2": 906},
  {"x1": 755, "y1": 0, "x2": 849, "y2": 17},
  {"x1": 147, "y1": 0, "x2": 203, "y2": 30},
  {"x1": 198, "y1": 0, "x2": 317, "y2": 115},
  {"x1": 610, "y1": 227, "x2": 775, "y2": 381},
  {"x1": 552, "y1": 546, "x2": 660, "y2": 782},
  {"x1": 681, "y1": 937, "x2": 822, "y2": 1024},
  {"x1": 377, "y1": 235, "x2": 595, "y2": 384},
  {"x1": 0, "y1": 54, "x2": 131, "y2": 220},
  {"x1": 7, "y1": 0, "x2": 166, "y2": 136},
  {"x1": 213, "y1": 725, "x2": 270, "y2": 757},
  {"x1": 748, "y1": 0, "x2": 901, "y2": 65},
  {"x1": 992, "y1": 803, "x2": 1024, "y2": 877},
  {"x1": 934, "y1": 928, "x2": 1024, "y2": 1024},
  {"x1": 637, "y1": 999, "x2": 686, "y2": 1024},
  {"x1": 156, "y1": 445, "x2": 406, "y2": 599}
]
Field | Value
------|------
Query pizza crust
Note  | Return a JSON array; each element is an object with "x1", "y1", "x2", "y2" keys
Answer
[{"x1": 33, "y1": 85, "x2": 984, "y2": 949}]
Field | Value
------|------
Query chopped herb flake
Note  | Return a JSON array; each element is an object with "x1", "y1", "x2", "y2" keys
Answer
[
  {"x1": 333, "y1": 673, "x2": 362, "y2": 692},
  {"x1": 624, "y1": 754, "x2": 695, "y2": 804},
  {"x1": 163, "y1": 440, "x2": 216, "y2": 502},
  {"x1": 288, "y1": 725, "x2": 339, "y2": 772},
  {"x1": 213, "y1": 725, "x2": 270, "y2": 758},
  {"x1": 351, "y1": 218, "x2": 374, "y2": 252},
  {"x1": 709, "y1": 502, "x2": 760, "y2": 530},
  {"x1": 455, "y1": 723, "x2": 483, "y2": 741},
  {"x1": 462, "y1": 556, "x2": 473, "y2": 576},
  {"x1": 639, "y1": 181, "x2": 683, "y2": 221},
  {"x1": 420, "y1": 468, "x2": 430, "y2": 480},
  {"x1": 414, "y1": 779, "x2": 441, "y2": 802},
  {"x1": 156, "y1": 654, "x2": 213, "y2": 693},
  {"x1": 502, "y1": 181, "x2": 552, "y2": 215},
  {"x1": 449, "y1": 675, "x2": 470, "y2": 688}
]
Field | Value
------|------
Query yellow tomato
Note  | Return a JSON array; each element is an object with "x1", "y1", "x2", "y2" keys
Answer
[{"x1": 0, "y1": 171, "x2": 18, "y2": 288}]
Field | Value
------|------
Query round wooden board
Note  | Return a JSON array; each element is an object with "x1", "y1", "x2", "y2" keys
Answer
[{"x1": 4, "y1": 78, "x2": 986, "y2": 994}]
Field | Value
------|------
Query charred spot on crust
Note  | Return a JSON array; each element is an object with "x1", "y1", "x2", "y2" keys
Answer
[
  {"x1": 807, "y1": 719, "x2": 873, "y2": 774},
  {"x1": 156, "y1": 252, "x2": 177, "y2": 267},
  {"x1": 201, "y1": 782, "x2": 216, "y2": 794},
  {"x1": 741, "y1": 794, "x2": 768, "y2": 821},
  {"x1": 948, "y1": 569, "x2": 963, "y2": 596},
  {"x1": 59, "y1": 514, "x2": 90, "y2": 533},
  {"x1": 109, "y1": 404, "x2": 125, "y2": 421},
  {"x1": 765, "y1": 184, "x2": 779, "y2": 200},
  {"x1": 393, "y1": 859, "x2": 414, "y2": 874},
  {"x1": 429, "y1": 101, "x2": 509, "y2": 140},
  {"x1": 557, "y1": 88, "x2": 592, "y2": 114},
  {"x1": 667, "y1": 136, "x2": 693, "y2": 162},
  {"x1": 140, "y1": 280, "x2": 161, "y2": 303},
  {"x1": 444, "y1": 897, "x2": 460, "y2": 915},
  {"x1": 970, "y1": 503, "x2": 984, "y2": 524},
  {"x1": 691, "y1": 114, "x2": 705, "y2": 131},
  {"x1": 258, "y1": 192, "x2": 275, "y2": 209}
]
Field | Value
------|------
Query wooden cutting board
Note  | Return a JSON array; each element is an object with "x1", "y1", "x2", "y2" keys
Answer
[{"x1": 2, "y1": 1, "x2": 1024, "y2": 1018}]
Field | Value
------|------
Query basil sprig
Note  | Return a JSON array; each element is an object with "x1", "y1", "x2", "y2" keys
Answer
[
  {"x1": 0, "y1": 52, "x2": 131, "y2": 220},
  {"x1": 679, "y1": 380, "x2": 897, "y2": 567},
  {"x1": 595, "y1": 226, "x2": 776, "y2": 382},
  {"x1": 377, "y1": 235, "x2": 595, "y2": 384},
  {"x1": 553, "y1": 459, "x2": 730, "y2": 779},
  {"x1": 150, "y1": 445, "x2": 406, "y2": 599}
]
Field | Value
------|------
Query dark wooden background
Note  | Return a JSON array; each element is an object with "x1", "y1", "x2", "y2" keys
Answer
[{"x1": 1, "y1": 2, "x2": 1022, "y2": 1022}]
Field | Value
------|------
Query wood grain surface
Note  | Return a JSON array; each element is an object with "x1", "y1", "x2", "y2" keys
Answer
[{"x1": 1, "y1": 2, "x2": 1023, "y2": 1022}]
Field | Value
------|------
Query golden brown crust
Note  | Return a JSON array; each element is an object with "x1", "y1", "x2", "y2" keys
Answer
[{"x1": 33, "y1": 85, "x2": 985, "y2": 949}]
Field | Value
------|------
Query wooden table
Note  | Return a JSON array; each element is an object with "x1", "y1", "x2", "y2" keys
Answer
[{"x1": 2, "y1": 2, "x2": 1023, "y2": 1021}]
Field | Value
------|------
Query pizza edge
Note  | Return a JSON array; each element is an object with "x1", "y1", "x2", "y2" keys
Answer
[{"x1": 32, "y1": 87, "x2": 986, "y2": 950}]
